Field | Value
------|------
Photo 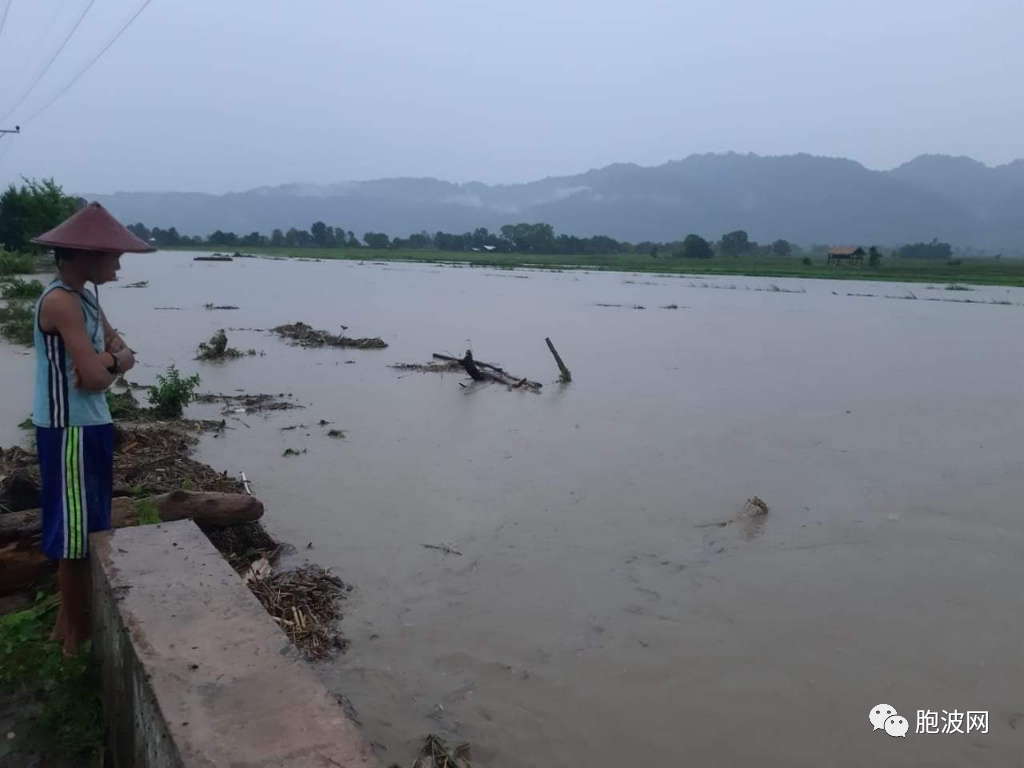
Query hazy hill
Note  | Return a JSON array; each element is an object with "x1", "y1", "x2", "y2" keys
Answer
[{"x1": 86, "y1": 152, "x2": 1024, "y2": 248}]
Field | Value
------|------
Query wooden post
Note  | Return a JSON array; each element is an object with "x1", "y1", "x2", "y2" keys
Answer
[{"x1": 545, "y1": 337, "x2": 572, "y2": 383}]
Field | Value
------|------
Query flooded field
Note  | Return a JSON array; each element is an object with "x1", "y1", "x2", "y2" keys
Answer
[{"x1": 3, "y1": 253, "x2": 1024, "y2": 766}]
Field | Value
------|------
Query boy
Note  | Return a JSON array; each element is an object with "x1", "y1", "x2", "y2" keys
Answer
[{"x1": 30, "y1": 202, "x2": 154, "y2": 655}]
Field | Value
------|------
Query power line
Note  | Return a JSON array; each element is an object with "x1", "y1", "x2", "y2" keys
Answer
[
  {"x1": 0, "y1": 1, "x2": 68, "y2": 118},
  {"x1": 0, "y1": 0, "x2": 97, "y2": 124},
  {"x1": 26, "y1": 0, "x2": 154, "y2": 123},
  {"x1": 0, "y1": 0, "x2": 12, "y2": 49}
]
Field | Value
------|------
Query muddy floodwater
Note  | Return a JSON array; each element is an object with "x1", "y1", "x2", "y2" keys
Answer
[{"x1": 3, "y1": 253, "x2": 1024, "y2": 766}]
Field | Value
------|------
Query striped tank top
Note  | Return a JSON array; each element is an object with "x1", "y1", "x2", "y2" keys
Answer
[{"x1": 33, "y1": 279, "x2": 112, "y2": 428}]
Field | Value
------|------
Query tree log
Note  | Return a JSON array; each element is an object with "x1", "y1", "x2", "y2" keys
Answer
[
  {"x1": 151, "y1": 490, "x2": 264, "y2": 527},
  {"x1": 431, "y1": 351, "x2": 542, "y2": 391},
  {"x1": 0, "y1": 542, "x2": 53, "y2": 597},
  {"x1": 0, "y1": 492, "x2": 263, "y2": 545},
  {"x1": 545, "y1": 337, "x2": 572, "y2": 383}
]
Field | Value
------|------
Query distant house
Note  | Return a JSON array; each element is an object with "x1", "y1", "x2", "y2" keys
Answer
[{"x1": 827, "y1": 246, "x2": 865, "y2": 266}]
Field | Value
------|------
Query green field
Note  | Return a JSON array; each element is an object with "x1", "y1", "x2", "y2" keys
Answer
[{"x1": 173, "y1": 245, "x2": 1024, "y2": 287}]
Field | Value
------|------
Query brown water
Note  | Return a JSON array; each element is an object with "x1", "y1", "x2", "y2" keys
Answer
[{"x1": 3, "y1": 255, "x2": 1024, "y2": 766}]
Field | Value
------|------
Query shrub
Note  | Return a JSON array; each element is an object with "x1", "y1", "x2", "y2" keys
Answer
[
  {"x1": 0, "y1": 276, "x2": 44, "y2": 299},
  {"x1": 0, "y1": 251, "x2": 36, "y2": 276},
  {"x1": 147, "y1": 365, "x2": 201, "y2": 418},
  {"x1": 0, "y1": 300, "x2": 34, "y2": 345}
]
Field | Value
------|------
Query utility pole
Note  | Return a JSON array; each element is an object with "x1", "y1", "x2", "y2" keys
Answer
[{"x1": 0, "y1": 126, "x2": 19, "y2": 136}]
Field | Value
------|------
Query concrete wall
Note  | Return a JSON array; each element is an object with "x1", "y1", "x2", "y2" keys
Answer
[{"x1": 91, "y1": 519, "x2": 377, "y2": 768}]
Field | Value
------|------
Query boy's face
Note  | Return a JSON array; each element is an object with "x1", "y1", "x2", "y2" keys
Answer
[{"x1": 88, "y1": 251, "x2": 122, "y2": 284}]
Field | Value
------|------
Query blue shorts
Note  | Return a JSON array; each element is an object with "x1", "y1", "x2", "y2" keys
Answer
[{"x1": 36, "y1": 424, "x2": 114, "y2": 560}]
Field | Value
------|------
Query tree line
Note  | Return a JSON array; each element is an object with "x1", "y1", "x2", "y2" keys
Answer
[
  {"x1": 123, "y1": 220, "x2": 818, "y2": 260},
  {"x1": 0, "y1": 178, "x2": 960, "y2": 263}
]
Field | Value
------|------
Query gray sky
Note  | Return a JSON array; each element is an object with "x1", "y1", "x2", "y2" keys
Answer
[{"x1": 0, "y1": 0, "x2": 1021, "y2": 194}]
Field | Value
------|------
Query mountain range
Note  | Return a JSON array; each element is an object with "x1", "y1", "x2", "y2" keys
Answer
[{"x1": 86, "y1": 153, "x2": 1024, "y2": 249}]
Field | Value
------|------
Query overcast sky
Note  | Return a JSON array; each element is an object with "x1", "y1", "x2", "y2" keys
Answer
[{"x1": 0, "y1": 0, "x2": 1020, "y2": 194}]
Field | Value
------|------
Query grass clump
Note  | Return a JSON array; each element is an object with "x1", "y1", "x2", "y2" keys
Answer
[
  {"x1": 945, "y1": 283, "x2": 973, "y2": 291},
  {"x1": 0, "y1": 594, "x2": 105, "y2": 764},
  {"x1": 136, "y1": 498, "x2": 161, "y2": 526},
  {"x1": 106, "y1": 389, "x2": 141, "y2": 420},
  {"x1": 0, "y1": 251, "x2": 36, "y2": 276},
  {"x1": 0, "y1": 299, "x2": 34, "y2": 345},
  {"x1": 147, "y1": 365, "x2": 201, "y2": 418},
  {"x1": 0, "y1": 276, "x2": 44, "y2": 299}
]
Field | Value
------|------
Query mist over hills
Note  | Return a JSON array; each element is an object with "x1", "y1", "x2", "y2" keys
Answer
[{"x1": 87, "y1": 153, "x2": 1024, "y2": 249}]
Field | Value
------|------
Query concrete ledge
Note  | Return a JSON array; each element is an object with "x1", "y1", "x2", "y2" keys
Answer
[{"x1": 90, "y1": 519, "x2": 376, "y2": 768}]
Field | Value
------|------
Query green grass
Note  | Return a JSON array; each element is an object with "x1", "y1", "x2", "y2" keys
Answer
[
  {"x1": 0, "y1": 276, "x2": 44, "y2": 299},
  {"x1": 0, "y1": 299, "x2": 34, "y2": 345},
  {"x1": 0, "y1": 593, "x2": 105, "y2": 764},
  {"x1": 136, "y1": 498, "x2": 161, "y2": 526},
  {"x1": 173, "y1": 244, "x2": 1024, "y2": 287},
  {"x1": 0, "y1": 251, "x2": 37, "y2": 276}
]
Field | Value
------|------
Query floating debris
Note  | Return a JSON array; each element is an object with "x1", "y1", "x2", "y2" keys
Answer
[
  {"x1": 272, "y1": 321, "x2": 388, "y2": 349},
  {"x1": 121, "y1": 280, "x2": 149, "y2": 288},
  {"x1": 247, "y1": 564, "x2": 351, "y2": 660},
  {"x1": 194, "y1": 254, "x2": 234, "y2": 262},
  {"x1": 422, "y1": 543, "x2": 462, "y2": 556},
  {"x1": 196, "y1": 329, "x2": 256, "y2": 360},
  {"x1": 204, "y1": 303, "x2": 240, "y2": 311},
  {"x1": 391, "y1": 360, "x2": 462, "y2": 374},
  {"x1": 743, "y1": 496, "x2": 769, "y2": 517},
  {"x1": 282, "y1": 448, "x2": 307, "y2": 457},
  {"x1": 206, "y1": 521, "x2": 281, "y2": 571},
  {"x1": 195, "y1": 392, "x2": 302, "y2": 415},
  {"x1": 388, "y1": 735, "x2": 472, "y2": 768},
  {"x1": 326, "y1": 429, "x2": 345, "y2": 439}
]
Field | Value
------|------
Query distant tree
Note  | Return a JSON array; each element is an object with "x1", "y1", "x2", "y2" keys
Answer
[
  {"x1": 284, "y1": 227, "x2": 312, "y2": 247},
  {"x1": 346, "y1": 231, "x2": 360, "y2": 248},
  {"x1": 0, "y1": 178, "x2": 79, "y2": 251},
  {"x1": 720, "y1": 230, "x2": 750, "y2": 257},
  {"x1": 208, "y1": 230, "x2": 238, "y2": 247},
  {"x1": 363, "y1": 232, "x2": 390, "y2": 249},
  {"x1": 499, "y1": 222, "x2": 555, "y2": 253},
  {"x1": 310, "y1": 221, "x2": 333, "y2": 248},
  {"x1": 128, "y1": 222, "x2": 152, "y2": 242},
  {"x1": 407, "y1": 232, "x2": 433, "y2": 249},
  {"x1": 332, "y1": 227, "x2": 347, "y2": 247},
  {"x1": 240, "y1": 231, "x2": 267, "y2": 247},
  {"x1": 270, "y1": 229, "x2": 285, "y2": 247},
  {"x1": 434, "y1": 231, "x2": 469, "y2": 251},
  {"x1": 868, "y1": 245, "x2": 882, "y2": 267},
  {"x1": 896, "y1": 240, "x2": 952, "y2": 260},
  {"x1": 678, "y1": 234, "x2": 714, "y2": 259},
  {"x1": 771, "y1": 239, "x2": 792, "y2": 257}
]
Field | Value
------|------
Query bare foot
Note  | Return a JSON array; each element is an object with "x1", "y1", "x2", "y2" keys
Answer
[
  {"x1": 50, "y1": 604, "x2": 67, "y2": 643},
  {"x1": 62, "y1": 633, "x2": 81, "y2": 659}
]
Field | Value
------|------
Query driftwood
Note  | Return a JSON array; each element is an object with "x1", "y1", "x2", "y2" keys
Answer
[
  {"x1": 151, "y1": 490, "x2": 264, "y2": 527},
  {"x1": 545, "y1": 337, "x2": 572, "y2": 383},
  {"x1": 433, "y1": 351, "x2": 542, "y2": 392},
  {"x1": 0, "y1": 491, "x2": 263, "y2": 545}
]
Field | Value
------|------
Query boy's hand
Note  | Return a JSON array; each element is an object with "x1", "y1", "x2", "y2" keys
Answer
[{"x1": 115, "y1": 347, "x2": 136, "y2": 373}]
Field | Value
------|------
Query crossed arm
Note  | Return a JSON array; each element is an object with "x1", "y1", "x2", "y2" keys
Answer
[{"x1": 40, "y1": 290, "x2": 136, "y2": 392}]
